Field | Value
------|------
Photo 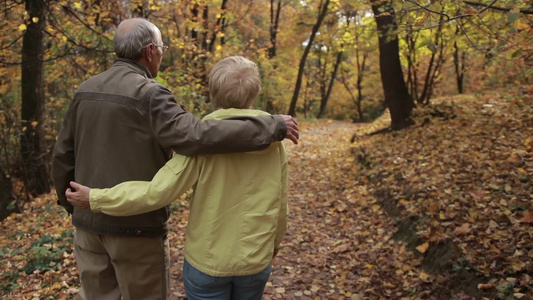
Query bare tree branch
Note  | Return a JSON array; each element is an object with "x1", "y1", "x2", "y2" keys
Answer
[
  {"x1": 464, "y1": 1, "x2": 533, "y2": 14},
  {"x1": 61, "y1": 5, "x2": 112, "y2": 39},
  {"x1": 404, "y1": 0, "x2": 451, "y2": 20},
  {"x1": 0, "y1": 34, "x2": 23, "y2": 51}
]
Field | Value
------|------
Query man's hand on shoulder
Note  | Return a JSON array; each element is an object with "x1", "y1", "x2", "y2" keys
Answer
[{"x1": 280, "y1": 115, "x2": 299, "y2": 145}]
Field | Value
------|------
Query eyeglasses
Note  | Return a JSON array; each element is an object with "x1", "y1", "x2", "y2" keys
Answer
[
  {"x1": 154, "y1": 44, "x2": 169, "y2": 54},
  {"x1": 143, "y1": 43, "x2": 169, "y2": 54}
]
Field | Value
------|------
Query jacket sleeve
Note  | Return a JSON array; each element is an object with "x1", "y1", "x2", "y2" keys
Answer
[
  {"x1": 274, "y1": 144, "x2": 289, "y2": 249},
  {"x1": 147, "y1": 86, "x2": 287, "y2": 156},
  {"x1": 52, "y1": 103, "x2": 76, "y2": 214},
  {"x1": 90, "y1": 155, "x2": 201, "y2": 216}
]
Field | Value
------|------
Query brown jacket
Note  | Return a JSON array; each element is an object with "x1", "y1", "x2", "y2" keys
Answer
[{"x1": 52, "y1": 58, "x2": 286, "y2": 237}]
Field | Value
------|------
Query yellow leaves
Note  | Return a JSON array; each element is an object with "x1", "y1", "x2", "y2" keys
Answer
[
  {"x1": 74, "y1": 2, "x2": 81, "y2": 9},
  {"x1": 0, "y1": 83, "x2": 9, "y2": 95},
  {"x1": 511, "y1": 260, "x2": 526, "y2": 272},
  {"x1": 514, "y1": 22, "x2": 530, "y2": 30},
  {"x1": 419, "y1": 272, "x2": 430, "y2": 281},
  {"x1": 478, "y1": 283, "x2": 494, "y2": 289},
  {"x1": 340, "y1": 31, "x2": 355, "y2": 46},
  {"x1": 329, "y1": 0, "x2": 340, "y2": 7},
  {"x1": 18, "y1": 24, "x2": 27, "y2": 31},
  {"x1": 416, "y1": 242, "x2": 429, "y2": 254},
  {"x1": 395, "y1": 268, "x2": 404, "y2": 275},
  {"x1": 524, "y1": 137, "x2": 533, "y2": 151}
]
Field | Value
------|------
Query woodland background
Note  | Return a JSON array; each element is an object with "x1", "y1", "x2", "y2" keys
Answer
[{"x1": 0, "y1": 0, "x2": 531, "y2": 299}]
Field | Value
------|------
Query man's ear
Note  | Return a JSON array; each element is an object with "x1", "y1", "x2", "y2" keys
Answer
[{"x1": 144, "y1": 45, "x2": 153, "y2": 62}]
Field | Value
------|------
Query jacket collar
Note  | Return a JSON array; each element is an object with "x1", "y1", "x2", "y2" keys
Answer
[{"x1": 114, "y1": 58, "x2": 154, "y2": 79}]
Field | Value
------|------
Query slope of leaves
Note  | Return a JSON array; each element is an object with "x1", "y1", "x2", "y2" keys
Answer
[
  {"x1": 0, "y1": 92, "x2": 531, "y2": 299},
  {"x1": 350, "y1": 92, "x2": 532, "y2": 299}
]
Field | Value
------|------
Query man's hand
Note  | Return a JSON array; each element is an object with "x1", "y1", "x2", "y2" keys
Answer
[
  {"x1": 65, "y1": 181, "x2": 91, "y2": 210},
  {"x1": 280, "y1": 115, "x2": 299, "y2": 144}
]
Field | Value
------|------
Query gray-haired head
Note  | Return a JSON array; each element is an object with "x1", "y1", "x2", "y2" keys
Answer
[
  {"x1": 114, "y1": 18, "x2": 162, "y2": 60},
  {"x1": 208, "y1": 56, "x2": 261, "y2": 109}
]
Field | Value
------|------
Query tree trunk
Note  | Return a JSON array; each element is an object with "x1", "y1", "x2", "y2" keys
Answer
[
  {"x1": 317, "y1": 50, "x2": 342, "y2": 118},
  {"x1": 0, "y1": 164, "x2": 18, "y2": 221},
  {"x1": 371, "y1": 0, "x2": 415, "y2": 130},
  {"x1": 207, "y1": 0, "x2": 228, "y2": 53},
  {"x1": 201, "y1": 5, "x2": 209, "y2": 51},
  {"x1": 453, "y1": 24, "x2": 465, "y2": 94},
  {"x1": 21, "y1": 0, "x2": 50, "y2": 196},
  {"x1": 419, "y1": 12, "x2": 446, "y2": 105},
  {"x1": 404, "y1": 30, "x2": 419, "y2": 103},
  {"x1": 288, "y1": 0, "x2": 330, "y2": 116},
  {"x1": 356, "y1": 53, "x2": 367, "y2": 121},
  {"x1": 268, "y1": 0, "x2": 282, "y2": 58}
]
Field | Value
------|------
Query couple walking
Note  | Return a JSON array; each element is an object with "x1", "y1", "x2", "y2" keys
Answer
[{"x1": 53, "y1": 18, "x2": 297, "y2": 300}]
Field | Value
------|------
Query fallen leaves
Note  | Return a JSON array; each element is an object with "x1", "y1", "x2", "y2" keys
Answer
[
  {"x1": 416, "y1": 242, "x2": 430, "y2": 254},
  {"x1": 453, "y1": 223, "x2": 471, "y2": 235},
  {"x1": 519, "y1": 210, "x2": 533, "y2": 223},
  {"x1": 351, "y1": 94, "x2": 532, "y2": 298}
]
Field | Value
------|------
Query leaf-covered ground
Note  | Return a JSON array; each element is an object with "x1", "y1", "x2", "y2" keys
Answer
[{"x1": 1, "y1": 92, "x2": 531, "y2": 299}]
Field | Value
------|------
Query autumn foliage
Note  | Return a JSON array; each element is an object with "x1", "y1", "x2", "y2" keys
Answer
[{"x1": 1, "y1": 93, "x2": 531, "y2": 299}]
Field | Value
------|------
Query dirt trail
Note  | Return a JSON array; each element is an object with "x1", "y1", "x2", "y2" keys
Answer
[{"x1": 264, "y1": 120, "x2": 369, "y2": 299}]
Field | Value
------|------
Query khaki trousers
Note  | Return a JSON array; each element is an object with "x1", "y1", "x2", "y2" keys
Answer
[{"x1": 74, "y1": 228, "x2": 170, "y2": 300}]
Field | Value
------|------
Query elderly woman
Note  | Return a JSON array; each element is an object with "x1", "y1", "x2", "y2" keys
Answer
[{"x1": 66, "y1": 56, "x2": 289, "y2": 300}]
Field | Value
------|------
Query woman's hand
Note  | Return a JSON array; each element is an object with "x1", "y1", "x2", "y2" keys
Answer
[{"x1": 65, "y1": 181, "x2": 91, "y2": 209}]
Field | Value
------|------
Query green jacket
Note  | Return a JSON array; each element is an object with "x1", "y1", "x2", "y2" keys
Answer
[
  {"x1": 90, "y1": 108, "x2": 289, "y2": 276},
  {"x1": 52, "y1": 59, "x2": 287, "y2": 237}
]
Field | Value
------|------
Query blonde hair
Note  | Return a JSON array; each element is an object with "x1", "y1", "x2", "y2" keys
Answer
[{"x1": 208, "y1": 56, "x2": 261, "y2": 109}]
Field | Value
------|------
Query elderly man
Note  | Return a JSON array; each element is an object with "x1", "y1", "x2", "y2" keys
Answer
[{"x1": 52, "y1": 18, "x2": 298, "y2": 300}]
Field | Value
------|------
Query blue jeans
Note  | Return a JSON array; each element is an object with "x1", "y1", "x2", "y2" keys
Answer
[{"x1": 183, "y1": 259, "x2": 272, "y2": 300}]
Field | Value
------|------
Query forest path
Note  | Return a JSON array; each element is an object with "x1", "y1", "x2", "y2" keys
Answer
[{"x1": 265, "y1": 120, "x2": 373, "y2": 299}]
